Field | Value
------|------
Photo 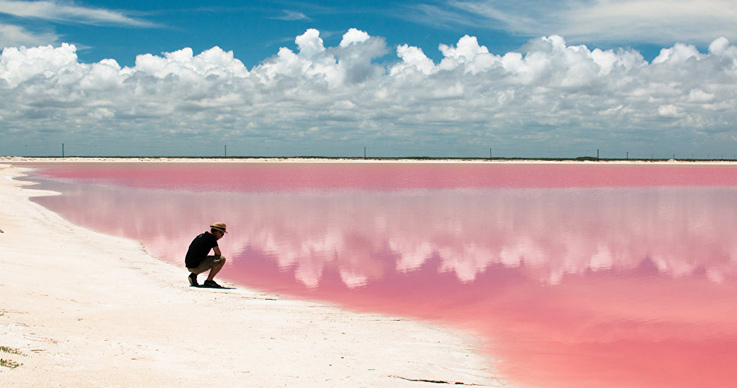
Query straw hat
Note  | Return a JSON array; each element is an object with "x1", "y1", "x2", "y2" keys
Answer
[{"x1": 210, "y1": 222, "x2": 227, "y2": 233}]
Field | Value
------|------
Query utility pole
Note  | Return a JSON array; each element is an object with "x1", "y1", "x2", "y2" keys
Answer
[
  {"x1": 364, "y1": 147, "x2": 367, "y2": 159},
  {"x1": 224, "y1": 145, "x2": 227, "y2": 158},
  {"x1": 62, "y1": 143, "x2": 65, "y2": 157}
]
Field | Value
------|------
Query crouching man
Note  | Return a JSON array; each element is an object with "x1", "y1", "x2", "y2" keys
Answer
[{"x1": 185, "y1": 222, "x2": 228, "y2": 288}]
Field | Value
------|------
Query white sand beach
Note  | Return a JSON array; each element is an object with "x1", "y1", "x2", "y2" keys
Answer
[{"x1": 0, "y1": 163, "x2": 502, "y2": 387}]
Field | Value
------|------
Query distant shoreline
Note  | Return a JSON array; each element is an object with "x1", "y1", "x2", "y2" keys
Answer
[{"x1": 4, "y1": 155, "x2": 737, "y2": 164}]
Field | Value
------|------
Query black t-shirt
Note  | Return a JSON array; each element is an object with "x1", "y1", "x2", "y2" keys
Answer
[{"x1": 185, "y1": 232, "x2": 218, "y2": 268}]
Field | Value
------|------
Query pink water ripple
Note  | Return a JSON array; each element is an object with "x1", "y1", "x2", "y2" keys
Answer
[{"x1": 29, "y1": 162, "x2": 737, "y2": 190}]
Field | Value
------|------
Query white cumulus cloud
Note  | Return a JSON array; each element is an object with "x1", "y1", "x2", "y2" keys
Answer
[
  {"x1": 1, "y1": 29, "x2": 737, "y2": 157},
  {"x1": 340, "y1": 28, "x2": 370, "y2": 47}
]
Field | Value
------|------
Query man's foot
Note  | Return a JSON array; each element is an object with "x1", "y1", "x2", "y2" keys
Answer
[
  {"x1": 203, "y1": 279, "x2": 223, "y2": 288},
  {"x1": 188, "y1": 273, "x2": 198, "y2": 287}
]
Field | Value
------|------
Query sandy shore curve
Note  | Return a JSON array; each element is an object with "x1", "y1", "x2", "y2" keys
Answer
[{"x1": 0, "y1": 163, "x2": 503, "y2": 387}]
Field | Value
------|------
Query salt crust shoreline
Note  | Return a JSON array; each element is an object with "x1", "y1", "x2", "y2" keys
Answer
[{"x1": 0, "y1": 163, "x2": 503, "y2": 387}]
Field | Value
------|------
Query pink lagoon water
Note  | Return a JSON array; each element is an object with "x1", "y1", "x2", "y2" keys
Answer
[{"x1": 20, "y1": 162, "x2": 737, "y2": 388}]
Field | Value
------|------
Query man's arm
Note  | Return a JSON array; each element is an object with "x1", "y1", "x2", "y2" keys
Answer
[{"x1": 213, "y1": 246, "x2": 222, "y2": 257}]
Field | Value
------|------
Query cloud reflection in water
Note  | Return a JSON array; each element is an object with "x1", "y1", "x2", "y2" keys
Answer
[{"x1": 28, "y1": 166, "x2": 737, "y2": 388}]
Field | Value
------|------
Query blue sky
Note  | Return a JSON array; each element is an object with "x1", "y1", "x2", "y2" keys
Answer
[{"x1": 1, "y1": 0, "x2": 736, "y2": 158}]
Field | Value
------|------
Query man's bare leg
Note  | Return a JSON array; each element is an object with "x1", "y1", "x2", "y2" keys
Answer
[{"x1": 206, "y1": 257, "x2": 226, "y2": 281}]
